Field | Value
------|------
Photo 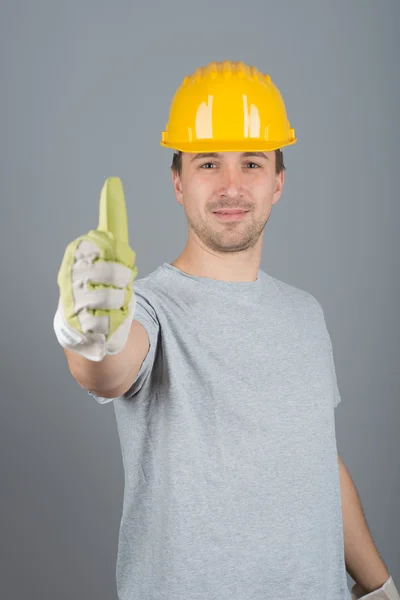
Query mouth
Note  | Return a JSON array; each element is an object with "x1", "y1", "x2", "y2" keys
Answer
[{"x1": 212, "y1": 210, "x2": 249, "y2": 221}]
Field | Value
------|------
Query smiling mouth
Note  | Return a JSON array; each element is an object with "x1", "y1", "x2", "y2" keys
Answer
[
  {"x1": 213, "y1": 210, "x2": 249, "y2": 221},
  {"x1": 213, "y1": 208, "x2": 249, "y2": 213}
]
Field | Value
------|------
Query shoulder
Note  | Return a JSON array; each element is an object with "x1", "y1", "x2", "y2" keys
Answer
[
  {"x1": 132, "y1": 264, "x2": 171, "y2": 301},
  {"x1": 263, "y1": 270, "x2": 321, "y2": 312}
]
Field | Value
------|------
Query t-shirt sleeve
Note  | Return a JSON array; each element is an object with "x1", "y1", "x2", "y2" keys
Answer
[
  {"x1": 318, "y1": 301, "x2": 342, "y2": 409},
  {"x1": 87, "y1": 286, "x2": 160, "y2": 405},
  {"x1": 327, "y1": 333, "x2": 342, "y2": 409}
]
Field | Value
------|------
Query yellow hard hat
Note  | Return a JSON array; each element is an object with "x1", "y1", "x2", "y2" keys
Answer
[{"x1": 160, "y1": 60, "x2": 297, "y2": 153}]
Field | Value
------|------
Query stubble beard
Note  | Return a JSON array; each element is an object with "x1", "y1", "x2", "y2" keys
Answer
[{"x1": 187, "y1": 211, "x2": 269, "y2": 254}]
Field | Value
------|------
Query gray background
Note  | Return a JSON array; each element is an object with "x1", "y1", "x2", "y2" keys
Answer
[{"x1": 1, "y1": 0, "x2": 399, "y2": 598}]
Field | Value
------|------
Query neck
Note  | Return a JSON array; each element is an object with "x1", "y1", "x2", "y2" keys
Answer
[{"x1": 171, "y1": 236, "x2": 262, "y2": 283}]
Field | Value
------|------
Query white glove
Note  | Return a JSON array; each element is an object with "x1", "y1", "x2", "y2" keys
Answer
[
  {"x1": 54, "y1": 177, "x2": 138, "y2": 362},
  {"x1": 351, "y1": 576, "x2": 399, "y2": 600}
]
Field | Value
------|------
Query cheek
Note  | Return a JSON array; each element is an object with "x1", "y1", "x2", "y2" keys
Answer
[
  {"x1": 190, "y1": 174, "x2": 214, "y2": 194},
  {"x1": 245, "y1": 171, "x2": 271, "y2": 193},
  {"x1": 184, "y1": 177, "x2": 213, "y2": 208}
]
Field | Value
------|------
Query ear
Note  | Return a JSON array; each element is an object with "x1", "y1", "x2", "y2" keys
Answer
[
  {"x1": 272, "y1": 170, "x2": 284, "y2": 206},
  {"x1": 172, "y1": 170, "x2": 184, "y2": 206}
]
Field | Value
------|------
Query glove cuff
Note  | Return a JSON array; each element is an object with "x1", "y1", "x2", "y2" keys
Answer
[{"x1": 351, "y1": 576, "x2": 399, "y2": 600}]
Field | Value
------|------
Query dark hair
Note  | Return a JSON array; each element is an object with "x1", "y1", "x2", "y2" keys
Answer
[{"x1": 171, "y1": 149, "x2": 286, "y2": 176}]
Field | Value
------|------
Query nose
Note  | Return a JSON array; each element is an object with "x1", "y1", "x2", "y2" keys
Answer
[{"x1": 218, "y1": 164, "x2": 244, "y2": 199}]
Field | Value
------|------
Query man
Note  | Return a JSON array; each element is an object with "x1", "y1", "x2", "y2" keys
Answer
[{"x1": 54, "y1": 61, "x2": 396, "y2": 599}]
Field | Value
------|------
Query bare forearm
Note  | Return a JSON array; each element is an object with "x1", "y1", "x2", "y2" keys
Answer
[
  {"x1": 64, "y1": 346, "x2": 131, "y2": 396},
  {"x1": 339, "y1": 457, "x2": 390, "y2": 593}
]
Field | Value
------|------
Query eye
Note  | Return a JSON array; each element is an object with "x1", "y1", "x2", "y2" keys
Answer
[
  {"x1": 244, "y1": 162, "x2": 260, "y2": 169},
  {"x1": 200, "y1": 162, "x2": 217, "y2": 169}
]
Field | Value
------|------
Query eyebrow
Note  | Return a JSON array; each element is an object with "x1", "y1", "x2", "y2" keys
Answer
[{"x1": 190, "y1": 152, "x2": 269, "y2": 162}]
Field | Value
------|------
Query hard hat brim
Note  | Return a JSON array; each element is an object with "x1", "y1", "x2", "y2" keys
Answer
[{"x1": 160, "y1": 138, "x2": 297, "y2": 153}]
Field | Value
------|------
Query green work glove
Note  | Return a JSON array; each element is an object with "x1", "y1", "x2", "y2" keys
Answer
[{"x1": 53, "y1": 177, "x2": 138, "y2": 361}]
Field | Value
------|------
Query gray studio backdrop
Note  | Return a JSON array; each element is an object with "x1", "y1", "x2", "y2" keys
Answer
[{"x1": 1, "y1": 1, "x2": 399, "y2": 598}]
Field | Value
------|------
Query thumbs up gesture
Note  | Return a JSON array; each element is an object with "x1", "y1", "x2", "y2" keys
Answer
[{"x1": 53, "y1": 178, "x2": 138, "y2": 361}]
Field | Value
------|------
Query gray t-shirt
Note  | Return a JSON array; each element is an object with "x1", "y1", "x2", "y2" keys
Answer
[{"x1": 89, "y1": 263, "x2": 351, "y2": 600}]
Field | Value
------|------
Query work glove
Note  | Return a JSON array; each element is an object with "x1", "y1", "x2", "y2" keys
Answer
[
  {"x1": 53, "y1": 177, "x2": 138, "y2": 362},
  {"x1": 351, "y1": 576, "x2": 400, "y2": 599}
]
